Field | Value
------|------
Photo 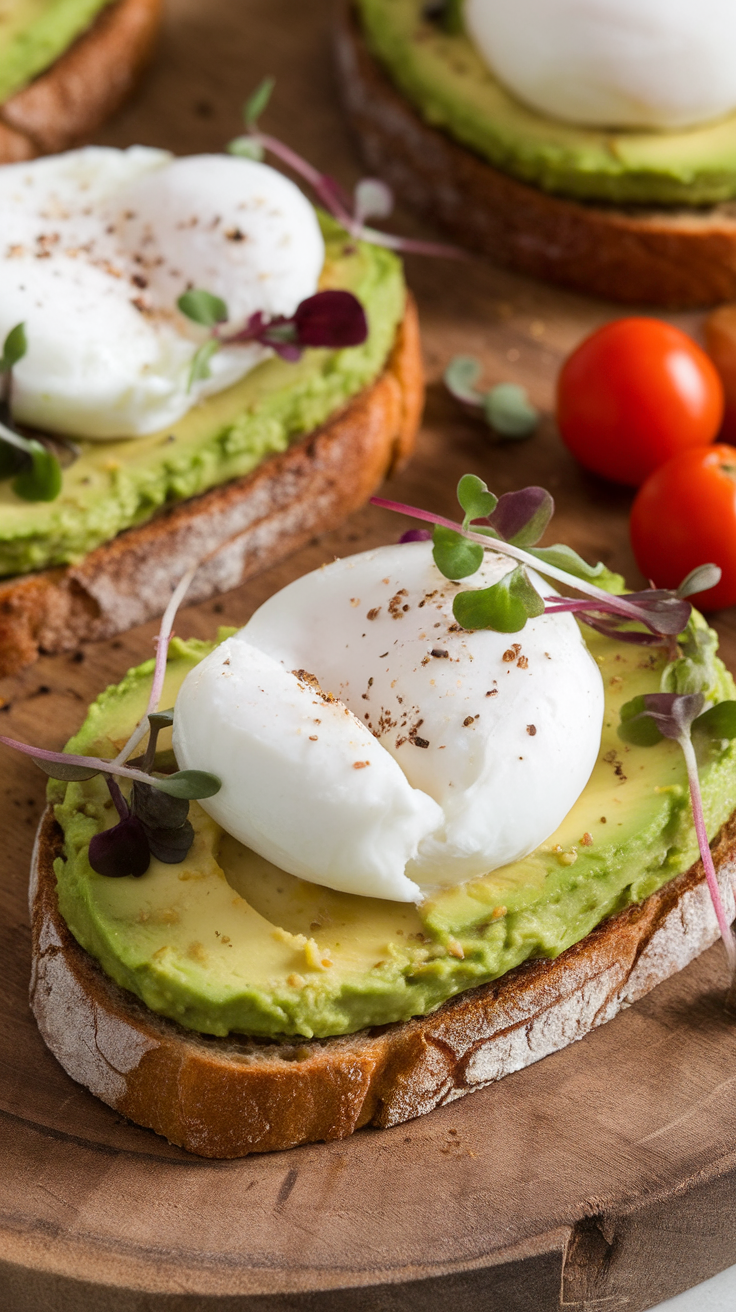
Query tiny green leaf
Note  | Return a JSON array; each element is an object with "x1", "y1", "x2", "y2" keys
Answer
[
  {"x1": 457, "y1": 474, "x2": 497, "y2": 527},
  {"x1": 444, "y1": 355, "x2": 484, "y2": 406},
  {"x1": 12, "y1": 440, "x2": 62, "y2": 502},
  {"x1": 1, "y1": 322, "x2": 27, "y2": 371},
  {"x1": 693, "y1": 700, "x2": 736, "y2": 741},
  {"x1": 483, "y1": 383, "x2": 539, "y2": 440},
  {"x1": 227, "y1": 135, "x2": 265, "y2": 162},
  {"x1": 677, "y1": 564, "x2": 722, "y2": 599},
  {"x1": 148, "y1": 709, "x2": 175, "y2": 731},
  {"x1": 188, "y1": 339, "x2": 220, "y2": 389},
  {"x1": 177, "y1": 289, "x2": 228, "y2": 328},
  {"x1": 32, "y1": 757, "x2": 100, "y2": 782},
  {"x1": 243, "y1": 76, "x2": 275, "y2": 128},
  {"x1": 527, "y1": 544, "x2": 625, "y2": 595},
  {"x1": 452, "y1": 565, "x2": 545, "y2": 633},
  {"x1": 432, "y1": 524, "x2": 483, "y2": 580},
  {"x1": 150, "y1": 769, "x2": 221, "y2": 799},
  {"x1": 618, "y1": 696, "x2": 665, "y2": 746}
]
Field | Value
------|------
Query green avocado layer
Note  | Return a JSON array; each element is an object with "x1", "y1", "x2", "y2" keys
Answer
[
  {"x1": 50, "y1": 622, "x2": 736, "y2": 1040},
  {"x1": 0, "y1": 218, "x2": 405, "y2": 577},
  {"x1": 357, "y1": 0, "x2": 736, "y2": 206},
  {"x1": 0, "y1": 0, "x2": 112, "y2": 103}
]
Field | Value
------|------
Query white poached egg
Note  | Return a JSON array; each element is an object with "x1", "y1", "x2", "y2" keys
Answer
[
  {"x1": 465, "y1": 0, "x2": 736, "y2": 130},
  {"x1": 0, "y1": 147, "x2": 324, "y2": 439},
  {"x1": 173, "y1": 542, "x2": 605, "y2": 901}
]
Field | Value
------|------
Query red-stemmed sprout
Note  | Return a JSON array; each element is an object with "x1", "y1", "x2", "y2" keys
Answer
[
  {"x1": 619, "y1": 693, "x2": 736, "y2": 1009},
  {"x1": 226, "y1": 79, "x2": 466, "y2": 261}
]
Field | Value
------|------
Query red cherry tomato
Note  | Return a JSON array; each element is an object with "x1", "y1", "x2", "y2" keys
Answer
[
  {"x1": 630, "y1": 445, "x2": 736, "y2": 610},
  {"x1": 557, "y1": 318, "x2": 724, "y2": 486}
]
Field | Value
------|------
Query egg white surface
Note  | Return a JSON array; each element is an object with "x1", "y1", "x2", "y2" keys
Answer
[
  {"x1": 0, "y1": 148, "x2": 324, "y2": 440},
  {"x1": 174, "y1": 542, "x2": 605, "y2": 901},
  {"x1": 465, "y1": 0, "x2": 736, "y2": 130}
]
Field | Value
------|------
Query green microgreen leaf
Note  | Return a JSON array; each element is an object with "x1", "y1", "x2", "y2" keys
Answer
[
  {"x1": 32, "y1": 757, "x2": 101, "y2": 782},
  {"x1": 483, "y1": 384, "x2": 539, "y2": 440},
  {"x1": 526, "y1": 544, "x2": 625, "y2": 595},
  {"x1": 1, "y1": 322, "x2": 27, "y2": 371},
  {"x1": 227, "y1": 135, "x2": 265, "y2": 161},
  {"x1": 12, "y1": 439, "x2": 62, "y2": 502},
  {"x1": 677, "y1": 564, "x2": 722, "y2": 599},
  {"x1": 149, "y1": 769, "x2": 222, "y2": 800},
  {"x1": 444, "y1": 356, "x2": 484, "y2": 406},
  {"x1": 177, "y1": 289, "x2": 229, "y2": 328},
  {"x1": 132, "y1": 778, "x2": 189, "y2": 831},
  {"x1": 661, "y1": 614, "x2": 719, "y2": 698},
  {"x1": 618, "y1": 695, "x2": 665, "y2": 746},
  {"x1": 187, "y1": 338, "x2": 220, "y2": 389},
  {"x1": 693, "y1": 700, "x2": 736, "y2": 741},
  {"x1": 452, "y1": 564, "x2": 545, "y2": 633},
  {"x1": 457, "y1": 473, "x2": 497, "y2": 527},
  {"x1": 243, "y1": 76, "x2": 275, "y2": 128},
  {"x1": 432, "y1": 524, "x2": 484, "y2": 580}
]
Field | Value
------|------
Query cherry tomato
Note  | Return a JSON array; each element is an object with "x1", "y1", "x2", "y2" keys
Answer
[
  {"x1": 557, "y1": 318, "x2": 724, "y2": 486},
  {"x1": 630, "y1": 444, "x2": 736, "y2": 610}
]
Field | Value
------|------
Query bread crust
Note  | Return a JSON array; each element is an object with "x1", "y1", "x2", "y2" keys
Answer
[
  {"x1": 0, "y1": 0, "x2": 162, "y2": 160},
  {"x1": 30, "y1": 804, "x2": 736, "y2": 1158},
  {"x1": 335, "y1": 5, "x2": 736, "y2": 309},
  {"x1": 0, "y1": 295, "x2": 422, "y2": 677}
]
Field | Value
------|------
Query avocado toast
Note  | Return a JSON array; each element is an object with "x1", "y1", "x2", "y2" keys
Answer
[
  {"x1": 0, "y1": 0, "x2": 161, "y2": 161},
  {"x1": 25, "y1": 540, "x2": 736, "y2": 1156},
  {"x1": 336, "y1": 0, "x2": 736, "y2": 306}
]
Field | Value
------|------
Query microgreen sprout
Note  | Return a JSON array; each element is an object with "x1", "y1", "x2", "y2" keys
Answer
[
  {"x1": 444, "y1": 356, "x2": 539, "y2": 440},
  {"x1": 227, "y1": 79, "x2": 466, "y2": 260},
  {"x1": 0, "y1": 565, "x2": 221, "y2": 879},
  {"x1": 0, "y1": 323, "x2": 63, "y2": 502},
  {"x1": 177, "y1": 286, "x2": 368, "y2": 385},
  {"x1": 618, "y1": 692, "x2": 736, "y2": 1009}
]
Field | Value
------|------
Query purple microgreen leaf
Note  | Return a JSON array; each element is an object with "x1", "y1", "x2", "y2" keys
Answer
[
  {"x1": 483, "y1": 384, "x2": 539, "y2": 440},
  {"x1": 106, "y1": 776, "x2": 129, "y2": 820},
  {"x1": 550, "y1": 610, "x2": 665, "y2": 646},
  {"x1": 243, "y1": 76, "x2": 275, "y2": 129},
  {"x1": 444, "y1": 356, "x2": 484, "y2": 407},
  {"x1": 354, "y1": 178, "x2": 393, "y2": 226},
  {"x1": 457, "y1": 473, "x2": 497, "y2": 526},
  {"x1": 677, "y1": 564, "x2": 722, "y2": 599},
  {"x1": 149, "y1": 769, "x2": 221, "y2": 799},
  {"x1": 293, "y1": 290, "x2": 368, "y2": 349},
  {"x1": 177, "y1": 288, "x2": 228, "y2": 328},
  {"x1": 146, "y1": 819, "x2": 195, "y2": 864},
  {"x1": 488, "y1": 487, "x2": 553, "y2": 547},
  {"x1": 399, "y1": 528, "x2": 433, "y2": 543},
  {"x1": 620, "y1": 692, "x2": 705, "y2": 743},
  {"x1": 527, "y1": 544, "x2": 625, "y2": 595},
  {"x1": 89, "y1": 816, "x2": 150, "y2": 879},
  {"x1": 693, "y1": 700, "x2": 736, "y2": 741},
  {"x1": 622, "y1": 590, "x2": 692, "y2": 637},
  {"x1": 432, "y1": 525, "x2": 484, "y2": 580},
  {"x1": 453, "y1": 564, "x2": 545, "y2": 633}
]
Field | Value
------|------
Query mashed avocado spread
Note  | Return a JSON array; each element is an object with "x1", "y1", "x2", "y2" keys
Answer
[
  {"x1": 357, "y1": 0, "x2": 736, "y2": 206},
  {"x1": 50, "y1": 620, "x2": 736, "y2": 1040},
  {"x1": 0, "y1": 218, "x2": 404, "y2": 577}
]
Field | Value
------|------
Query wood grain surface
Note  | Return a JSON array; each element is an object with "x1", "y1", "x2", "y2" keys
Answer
[{"x1": 2, "y1": 2, "x2": 736, "y2": 1309}]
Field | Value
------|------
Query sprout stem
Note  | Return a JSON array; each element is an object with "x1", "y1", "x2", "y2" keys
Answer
[{"x1": 679, "y1": 731, "x2": 736, "y2": 993}]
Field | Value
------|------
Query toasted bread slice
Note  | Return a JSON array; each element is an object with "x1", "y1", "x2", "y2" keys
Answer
[
  {"x1": 0, "y1": 295, "x2": 422, "y2": 677},
  {"x1": 0, "y1": 0, "x2": 162, "y2": 162},
  {"x1": 335, "y1": 5, "x2": 736, "y2": 309},
  {"x1": 30, "y1": 803, "x2": 736, "y2": 1158}
]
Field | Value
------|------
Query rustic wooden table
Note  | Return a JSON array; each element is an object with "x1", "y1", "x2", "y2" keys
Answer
[{"x1": 2, "y1": 3, "x2": 736, "y2": 1309}]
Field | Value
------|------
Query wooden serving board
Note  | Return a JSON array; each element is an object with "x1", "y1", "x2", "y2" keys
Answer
[{"x1": 2, "y1": 2, "x2": 736, "y2": 1308}]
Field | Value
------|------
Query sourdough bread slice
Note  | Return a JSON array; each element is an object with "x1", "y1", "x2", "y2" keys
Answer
[
  {"x1": 335, "y1": 5, "x2": 736, "y2": 309},
  {"x1": 0, "y1": 0, "x2": 162, "y2": 162},
  {"x1": 0, "y1": 295, "x2": 421, "y2": 677},
  {"x1": 30, "y1": 803, "x2": 736, "y2": 1158}
]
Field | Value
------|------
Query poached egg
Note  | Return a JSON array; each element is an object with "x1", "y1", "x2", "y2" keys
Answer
[
  {"x1": 465, "y1": 0, "x2": 736, "y2": 131},
  {"x1": 0, "y1": 147, "x2": 324, "y2": 440},
  {"x1": 173, "y1": 542, "x2": 605, "y2": 901}
]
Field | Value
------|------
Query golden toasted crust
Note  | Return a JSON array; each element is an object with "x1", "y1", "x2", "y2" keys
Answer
[
  {"x1": 0, "y1": 0, "x2": 163, "y2": 160},
  {"x1": 0, "y1": 296, "x2": 422, "y2": 676},
  {"x1": 30, "y1": 805, "x2": 736, "y2": 1158},
  {"x1": 335, "y1": 5, "x2": 736, "y2": 309}
]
